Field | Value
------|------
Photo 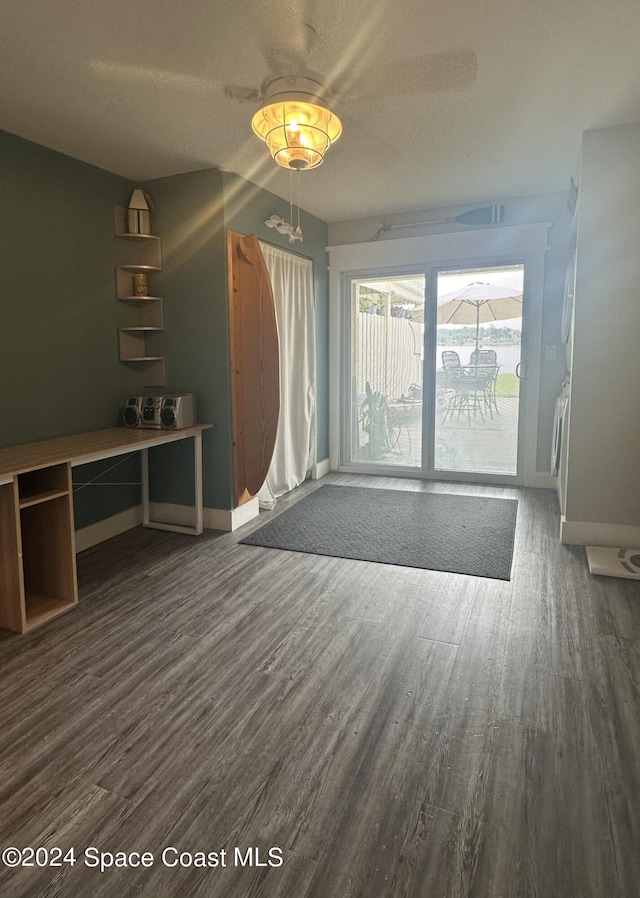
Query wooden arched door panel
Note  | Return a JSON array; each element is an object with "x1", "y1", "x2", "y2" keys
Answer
[{"x1": 227, "y1": 231, "x2": 280, "y2": 506}]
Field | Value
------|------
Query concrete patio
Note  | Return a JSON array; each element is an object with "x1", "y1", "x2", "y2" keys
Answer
[{"x1": 356, "y1": 394, "x2": 519, "y2": 476}]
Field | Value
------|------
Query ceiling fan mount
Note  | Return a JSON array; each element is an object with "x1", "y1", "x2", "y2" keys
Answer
[
  {"x1": 260, "y1": 75, "x2": 334, "y2": 107},
  {"x1": 225, "y1": 71, "x2": 335, "y2": 107}
]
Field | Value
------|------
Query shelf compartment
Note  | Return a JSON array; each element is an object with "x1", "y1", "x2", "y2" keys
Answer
[
  {"x1": 20, "y1": 494, "x2": 77, "y2": 631},
  {"x1": 117, "y1": 299, "x2": 164, "y2": 329},
  {"x1": 114, "y1": 206, "x2": 160, "y2": 240},
  {"x1": 18, "y1": 464, "x2": 70, "y2": 503},
  {"x1": 114, "y1": 207, "x2": 162, "y2": 265},
  {"x1": 19, "y1": 488, "x2": 69, "y2": 509},
  {"x1": 115, "y1": 267, "x2": 161, "y2": 300},
  {"x1": 24, "y1": 594, "x2": 76, "y2": 631},
  {"x1": 118, "y1": 329, "x2": 163, "y2": 361}
]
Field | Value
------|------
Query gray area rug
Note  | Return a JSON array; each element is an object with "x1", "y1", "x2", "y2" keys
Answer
[{"x1": 240, "y1": 484, "x2": 518, "y2": 580}]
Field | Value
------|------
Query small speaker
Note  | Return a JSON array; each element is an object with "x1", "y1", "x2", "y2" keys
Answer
[
  {"x1": 121, "y1": 396, "x2": 143, "y2": 427},
  {"x1": 160, "y1": 394, "x2": 197, "y2": 429}
]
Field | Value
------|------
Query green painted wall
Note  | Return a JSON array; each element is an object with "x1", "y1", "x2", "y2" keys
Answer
[
  {"x1": 0, "y1": 129, "x2": 330, "y2": 524},
  {"x1": 0, "y1": 129, "x2": 143, "y2": 528},
  {"x1": 141, "y1": 168, "x2": 232, "y2": 510}
]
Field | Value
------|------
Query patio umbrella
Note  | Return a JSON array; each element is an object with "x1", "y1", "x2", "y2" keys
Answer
[{"x1": 435, "y1": 281, "x2": 523, "y2": 350}]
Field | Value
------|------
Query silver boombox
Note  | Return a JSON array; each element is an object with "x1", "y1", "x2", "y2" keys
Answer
[{"x1": 122, "y1": 394, "x2": 197, "y2": 430}]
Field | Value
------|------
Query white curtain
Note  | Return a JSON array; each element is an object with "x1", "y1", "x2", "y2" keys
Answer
[{"x1": 258, "y1": 241, "x2": 316, "y2": 509}]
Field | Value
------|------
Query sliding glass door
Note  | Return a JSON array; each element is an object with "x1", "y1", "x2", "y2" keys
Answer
[
  {"x1": 433, "y1": 264, "x2": 524, "y2": 476},
  {"x1": 346, "y1": 275, "x2": 425, "y2": 469},
  {"x1": 343, "y1": 263, "x2": 524, "y2": 480}
]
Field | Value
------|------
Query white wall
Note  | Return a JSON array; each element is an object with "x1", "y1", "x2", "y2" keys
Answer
[{"x1": 562, "y1": 122, "x2": 640, "y2": 544}]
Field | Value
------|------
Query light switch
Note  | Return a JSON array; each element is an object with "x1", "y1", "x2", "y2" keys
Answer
[{"x1": 545, "y1": 345, "x2": 557, "y2": 362}]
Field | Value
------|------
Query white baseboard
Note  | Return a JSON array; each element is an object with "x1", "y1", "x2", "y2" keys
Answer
[
  {"x1": 75, "y1": 497, "x2": 261, "y2": 552},
  {"x1": 151, "y1": 500, "x2": 260, "y2": 532},
  {"x1": 75, "y1": 505, "x2": 143, "y2": 553},
  {"x1": 147, "y1": 501, "x2": 199, "y2": 528},
  {"x1": 204, "y1": 497, "x2": 260, "y2": 531},
  {"x1": 525, "y1": 471, "x2": 556, "y2": 489},
  {"x1": 560, "y1": 516, "x2": 640, "y2": 548},
  {"x1": 312, "y1": 457, "x2": 331, "y2": 480}
]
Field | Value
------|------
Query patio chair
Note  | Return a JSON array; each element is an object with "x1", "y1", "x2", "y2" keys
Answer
[
  {"x1": 470, "y1": 348, "x2": 497, "y2": 366},
  {"x1": 442, "y1": 350, "x2": 462, "y2": 369},
  {"x1": 470, "y1": 349, "x2": 500, "y2": 416},
  {"x1": 441, "y1": 350, "x2": 486, "y2": 423}
]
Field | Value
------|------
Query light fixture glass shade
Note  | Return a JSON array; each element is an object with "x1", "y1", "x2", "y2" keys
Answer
[{"x1": 251, "y1": 98, "x2": 342, "y2": 170}]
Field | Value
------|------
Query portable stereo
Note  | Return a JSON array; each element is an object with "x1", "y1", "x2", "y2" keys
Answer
[{"x1": 121, "y1": 394, "x2": 196, "y2": 430}]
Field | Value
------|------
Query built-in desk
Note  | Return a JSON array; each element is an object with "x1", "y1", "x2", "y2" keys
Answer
[{"x1": 0, "y1": 425, "x2": 211, "y2": 634}]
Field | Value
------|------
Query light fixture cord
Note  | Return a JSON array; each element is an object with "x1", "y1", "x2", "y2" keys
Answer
[
  {"x1": 296, "y1": 170, "x2": 301, "y2": 232},
  {"x1": 289, "y1": 169, "x2": 294, "y2": 230}
]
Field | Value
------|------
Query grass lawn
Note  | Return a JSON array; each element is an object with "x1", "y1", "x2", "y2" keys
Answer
[{"x1": 496, "y1": 373, "x2": 519, "y2": 398}]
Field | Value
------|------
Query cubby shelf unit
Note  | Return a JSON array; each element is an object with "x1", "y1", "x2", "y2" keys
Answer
[{"x1": 0, "y1": 463, "x2": 78, "y2": 633}]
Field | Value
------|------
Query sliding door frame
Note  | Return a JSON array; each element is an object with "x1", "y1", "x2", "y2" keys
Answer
[{"x1": 328, "y1": 223, "x2": 551, "y2": 488}]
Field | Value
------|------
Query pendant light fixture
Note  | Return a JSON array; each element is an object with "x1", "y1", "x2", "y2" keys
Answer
[{"x1": 251, "y1": 76, "x2": 342, "y2": 171}]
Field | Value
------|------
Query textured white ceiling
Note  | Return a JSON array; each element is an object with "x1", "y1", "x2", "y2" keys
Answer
[{"x1": 1, "y1": 0, "x2": 639, "y2": 222}]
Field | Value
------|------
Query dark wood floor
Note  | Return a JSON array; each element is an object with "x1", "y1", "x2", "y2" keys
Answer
[{"x1": 1, "y1": 473, "x2": 640, "y2": 897}]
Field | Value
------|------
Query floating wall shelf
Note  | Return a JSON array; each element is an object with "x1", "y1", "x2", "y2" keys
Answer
[{"x1": 114, "y1": 206, "x2": 166, "y2": 386}]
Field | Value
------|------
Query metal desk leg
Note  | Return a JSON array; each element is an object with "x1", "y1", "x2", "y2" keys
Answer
[
  {"x1": 141, "y1": 447, "x2": 150, "y2": 527},
  {"x1": 193, "y1": 431, "x2": 203, "y2": 535},
  {"x1": 141, "y1": 432, "x2": 204, "y2": 535}
]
